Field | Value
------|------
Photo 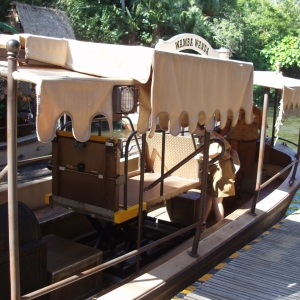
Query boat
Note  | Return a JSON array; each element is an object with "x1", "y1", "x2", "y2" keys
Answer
[
  {"x1": 0, "y1": 72, "x2": 51, "y2": 168},
  {"x1": 0, "y1": 33, "x2": 299, "y2": 300}
]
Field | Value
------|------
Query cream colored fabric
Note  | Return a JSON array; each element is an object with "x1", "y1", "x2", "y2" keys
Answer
[
  {"x1": 12, "y1": 67, "x2": 135, "y2": 142},
  {"x1": 254, "y1": 71, "x2": 300, "y2": 114},
  {"x1": 24, "y1": 35, "x2": 69, "y2": 67},
  {"x1": 66, "y1": 39, "x2": 154, "y2": 84},
  {"x1": 21, "y1": 34, "x2": 154, "y2": 83},
  {"x1": 282, "y1": 86, "x2": 300, "y2": 114},
  {"x1": 149, "y1": 50, "x2": 254, "y2": 137},
  {"x1": 5, "y1": 35, "x2": 255, "y2": 142}
]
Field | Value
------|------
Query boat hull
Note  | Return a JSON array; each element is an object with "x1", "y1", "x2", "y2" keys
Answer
[
  {"x1": 0, "y1": 133, "x2": 51, "y2": 167},
  {"x1": 95, "y1": 143, "x2": 300, "y2": 299}
]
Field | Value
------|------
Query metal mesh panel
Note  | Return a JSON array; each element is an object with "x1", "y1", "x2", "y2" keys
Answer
[
  {"x1": 121, "y1": 87, "x2": 134, "y2": 112},
  {"x1": 113, "y1": 86, "x2": 138, "y2": 114}
]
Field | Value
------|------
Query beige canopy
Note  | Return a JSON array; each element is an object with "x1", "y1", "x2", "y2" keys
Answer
[
  {"x1": 1, "y1": 34, "x2": 254, "y2": 142},
  {"x1": 254, "y1": 71, "x2": 300, "y2": 115}
]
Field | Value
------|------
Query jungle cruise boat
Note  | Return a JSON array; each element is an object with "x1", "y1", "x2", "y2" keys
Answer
[{"x1": 0, "y1": 33, "x2": 299, "y2": 300}]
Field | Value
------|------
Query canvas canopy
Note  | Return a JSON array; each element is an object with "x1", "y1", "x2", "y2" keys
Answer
[
  {"x1": 0, "y1": 34, "x2": 254, "y2": 142},
  {"x1": 254, "y1": 71, "x2": 300, "y2": 115}
]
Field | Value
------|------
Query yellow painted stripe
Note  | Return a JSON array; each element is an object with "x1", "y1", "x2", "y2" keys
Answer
[
  {"x1": 263, "y1": 231, "x2": 270, "y2": 235},
  {"x1": 182, "y1": 286, "x2": 196, "y2": 294},
  {"x1": 229, "y1": 252, "x2": 240, "y2": 259},
  {"x1": 57, "y1": 130, "x2": 118, "y2": 144},
  {"x1": 199, "y1": 273, "x2": 213, "y2": 282},
  {"x1": 253, "y1": 238, "x2": 262, "y2": 243},
  {"x1": 114, "y1": 203, "x2": 147, "y2": 223},
  {"x1": 272, "y1": 224, "x2": 281, "y2": 229},
  {"x1": 215, "y1": 262, "x2": 227, "y2": 269},
  {"x1": 242, "y1": 245, "x2": 252, "y2": 250}
]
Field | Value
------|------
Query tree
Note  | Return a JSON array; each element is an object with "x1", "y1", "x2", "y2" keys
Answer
[{"x1": 262, "y1": 36, "x2": 300, "y2": 78}]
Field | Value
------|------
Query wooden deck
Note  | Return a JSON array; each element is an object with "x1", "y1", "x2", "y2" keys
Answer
[{"x1": 173, "y1": 210, "x2": 300, "y2": 300}]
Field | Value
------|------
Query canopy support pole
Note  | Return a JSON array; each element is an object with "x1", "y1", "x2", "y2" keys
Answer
[
  {"x1": 136, "y1": 133, "x2": 146, "y2": 272},
  {"x1": 189, "y1": 130, "x2": 210, "y2": 257},
  {"x1": 7, "y1": 39, "x2": 21, "y2": 300},
  {"x1": 271, "y1": 89, "x2": 278, "y2": 147},
  {"x1": 250, "y1": 87, "x2": 269, "y2": 215}
]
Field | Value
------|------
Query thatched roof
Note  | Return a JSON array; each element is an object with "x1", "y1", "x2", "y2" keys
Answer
[{"x1": 7, "y1": 2, "x2": 75, "y2": 39}]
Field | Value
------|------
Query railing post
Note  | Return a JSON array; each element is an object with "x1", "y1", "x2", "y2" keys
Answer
[
  {"x1": 160, "y1": 131, "x2": 166, "y2": 196},
  {"x1": 136, "y1": 133, "x2": 146, "y2": 272},
  {"x1": 271, "y1": 89, "x2": 279, "y2": 147},
  {"x1": 7, "y1": 39, "x2": 21, "y2": 300},
  {"x1": 291, "y1": 128, "x2": 300, "y2": 180},
  {"x1": 189, "y1": 130, "x2": 210, "y2": 257},
  {"x1": 250, "y1": 87, "x2": 269, "y2": 215}
]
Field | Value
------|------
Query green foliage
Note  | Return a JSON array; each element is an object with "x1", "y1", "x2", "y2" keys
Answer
[
  {"x1": 262, "y1": 36, "x2": 300, "y2": 78},
  {"x1": 197, "y1": 0, "x2": 237, "y2": 16}
]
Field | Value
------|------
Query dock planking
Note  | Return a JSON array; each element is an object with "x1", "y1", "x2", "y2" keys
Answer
[{"x1": 173, "y1": 210, "x2": 300, "y2": 300}]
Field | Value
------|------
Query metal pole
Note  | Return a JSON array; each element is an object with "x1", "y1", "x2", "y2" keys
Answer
[
  {"x1": 160, "y1": 131, "x2": 165, "y2": 196},
  {"x1": 271, "y1": 89, "x2": 278, "y2": 147},
  {"x1": 136, "y1": 133, "x2": 146, "y2": 272},
  {"x1": 124, "y1": 130, "x2": 138, "y2": 209},
  {"x1": 250, "y1": 87, "x2": 269, "y2": 215},
  {"x1": 189, "y1": 130, "x2": 210, "y2": 257},
  {"x1": 291, "y1": 128, "x2": 300, "y2": 180},
  {"x1": 7, "y1": 39, "x2": 21, "y2": 300}
]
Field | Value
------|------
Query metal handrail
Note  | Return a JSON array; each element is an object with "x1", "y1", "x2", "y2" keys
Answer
[
  {"x1": 277, "y1": 137, "x2": 299, "y2": 148},
  {"x1": 260, "y1": 159, "x2": 298, "y2": 189}
]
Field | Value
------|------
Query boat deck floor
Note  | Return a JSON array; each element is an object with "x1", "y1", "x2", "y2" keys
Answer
[
  {"x1": 120, "y1": 173, "x2": 200, "y2": 208},
  {"x1": 173, "y1": 209, "x2": 300, "y2": 300}
]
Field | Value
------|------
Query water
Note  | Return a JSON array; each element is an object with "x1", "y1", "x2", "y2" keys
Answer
[{"x1": 259, "y1": 100, "x2": 300, "y2": 216}]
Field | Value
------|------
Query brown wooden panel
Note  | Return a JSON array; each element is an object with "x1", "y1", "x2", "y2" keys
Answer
[
  {"x1": 52, "y1": 134, "x2": 120, "y2": 212},
  {"x1": 44, "y1": 234, "x2": 102, "y2": 300}
]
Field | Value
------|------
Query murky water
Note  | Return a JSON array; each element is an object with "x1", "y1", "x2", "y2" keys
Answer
[{"x1": 258, "y1": 100, "x2": 300, "y2": 216}]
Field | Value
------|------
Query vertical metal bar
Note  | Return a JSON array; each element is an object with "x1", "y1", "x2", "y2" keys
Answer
[
  {"x1": 250, "y1": 87, "x2": 269, "y2": 215},
  {"x1": 189, "y1": 130, "x2": 210, "y2": 257},
  {"x1": 124, "y1": 130, "x2": 138, "y2": 210},
  {"x1": 7, "y1": 39, "x2": 21, "y2": 300},
  {"x1": 271, "y1": 89, "x2": 278, "y2": 147},
  {"x1": 160, "y1": 131, "x2": 166, "y2": 196},
  {"x1": 136, "y1": 133, "x2": 146, "y2": 272},
  {"x1": 291, "y1": 128, "x2": 300, "y2": 180},
  {"x1": 122, "y1": 116, "x2": 141, "y2": 155}
]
